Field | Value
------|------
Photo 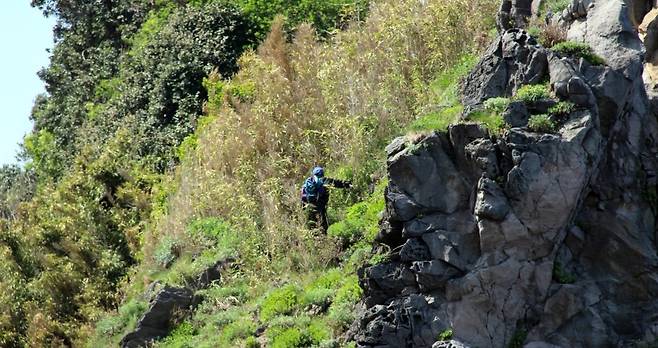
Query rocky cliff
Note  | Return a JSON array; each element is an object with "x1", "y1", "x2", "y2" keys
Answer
[{"x1": 352, "y1": 0, "x2": 658, "y2": 347}]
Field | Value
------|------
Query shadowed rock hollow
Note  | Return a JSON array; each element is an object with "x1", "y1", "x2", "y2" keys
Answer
[{"x1": 350, "y1": 0, "x2": 658, "y2": 347}]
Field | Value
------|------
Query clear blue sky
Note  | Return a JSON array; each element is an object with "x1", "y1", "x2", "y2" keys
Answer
[{"x1": 0, "y1": 3, "x2": 55, "y2": 165}]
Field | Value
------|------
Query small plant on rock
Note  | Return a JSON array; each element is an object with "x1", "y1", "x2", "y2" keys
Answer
[
  {"x1": 549, "y1": 101, "x2": 575, "y2": 116},
  {"x1": 508, "y1": 328, "x2": 528, "y2": 348},
  {"x1": 527, "y1": 20, "x2": 567, "y2": 48},
  {"x1": 514, "y1": 84, "x2": 550, "y2": 103},
  {"x1": 541, "y1": 0, "x2": 571, "y2": 14},
  {"x1": 528, "y1": 114, "x2": 556, "y2": 133},
  {"x1": 552, "y1": 41, "x2": 605, "y2": 65},
  {"x1": 483, "y1": 97, "x2": 510, "y2": 114},
  {"x1": 438, "y1": 328, "x2": 453, "y2": 341},
  {"x1": 553, "y1": 262, "x2": 577, "y2": 284}
]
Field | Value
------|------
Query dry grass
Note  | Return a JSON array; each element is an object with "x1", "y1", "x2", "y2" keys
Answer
[{"x1": 145, "y1": 0, "x2": 499, "y2": 279}]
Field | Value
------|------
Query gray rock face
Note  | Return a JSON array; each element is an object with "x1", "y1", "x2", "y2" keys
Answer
[
  {"x1": 497, "y1": 0, "x2": 533, "y2": 30},
  {"x1": 120, "y1": 286, "x2": 194, "y2": 348},
  {"x1": 120, "y1": 259, "x2": 231, "y2": 347},
  {"x1": 353, "y1": 1, "x2": 658, "y2": 347},
  {"x1": 461, "y1": 29, "x2": 549, "y2": 114}
]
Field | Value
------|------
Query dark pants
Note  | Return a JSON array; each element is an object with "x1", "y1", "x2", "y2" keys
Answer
[{"x1": 304, "y1": 202, "x2": 328, "y2": 232}]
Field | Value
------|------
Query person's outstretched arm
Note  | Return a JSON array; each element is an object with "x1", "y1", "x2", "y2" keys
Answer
[{"x1": 325, "y1": 177, "x2": 352, "y2": 188}]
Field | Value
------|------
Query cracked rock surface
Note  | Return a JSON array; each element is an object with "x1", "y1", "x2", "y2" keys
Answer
[{"x1": 351, "y1": 0, "x2": 658, "y2": 347}]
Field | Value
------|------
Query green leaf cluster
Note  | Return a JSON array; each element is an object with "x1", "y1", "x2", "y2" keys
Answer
[{"x1": 552, "y1": 41, "x2": 605, "y2": 65}]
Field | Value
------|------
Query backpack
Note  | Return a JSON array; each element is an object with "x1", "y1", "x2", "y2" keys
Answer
[{"x1": 301, "y1": 176, "x2": 325, "y2": 203}]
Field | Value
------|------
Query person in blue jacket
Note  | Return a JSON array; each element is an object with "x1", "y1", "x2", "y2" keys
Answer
[{"x1": 300, "y1": 166, "x2": 351, "y2": 232}]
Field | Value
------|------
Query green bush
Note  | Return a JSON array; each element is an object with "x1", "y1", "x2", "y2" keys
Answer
[
  {"x1": 540, "y1": 0, "x2": 571, "y2": 14},
  {"x1": 267, "y1": 317, "x2": 330, "y2": 348},
  {"x1": 327, "y1": 275, "x2": 363, "y2": 328},
  {"x1": 159, "y1": 321, "x2": 196, "y2": 348},
  {"x1": 468, "y1": 110, "x2": 506, "y2": 135},
  {"x1": 484, "y1": 97, "x2": 511, "y2": 113},
  {"x1": 301, "y1": 270, "x2": 342, "y2": 306},
  {"x1": 514, "y1": 84, "x2": 550, "y2": 103},
  {"x1": 153, "y1": 236, "x2": 182, "y2": 268},
  {"x1": 438, "y1": 328, "x2": 453, "y2": 341},
  {"x1": 528, "y1": 114, "x2": 556, "y2": 133},
  {"x1": 549, "y1": 101, "x2": 575, "y2": 116},
  {"x1": 270, "y1": 327, "x2": 307, "y2": 348},
  {"x1": 508, "y1": 328, "x2": 528, "y2": 348},
  {"x1": 245, "y1": 336, "x2": 260, "y2": 348},
  {"x1": 218, "y1": 317, "x2": 258, "y2": 345},
  {"x1": 553, "y1": 262, "x2": 576, "y2": 284},
  {"x1": 552, "y1": 41, "x2": 605, "y2": 65},
  {"x1": 260, "y1": 285, "x2": 302, "y2": 321},
  {"x1": 187, "y1": 217, "x2": 239, "y2": 258},
  {"x1": 327, "y1": 180, "x2": 386, "y2": 245}
]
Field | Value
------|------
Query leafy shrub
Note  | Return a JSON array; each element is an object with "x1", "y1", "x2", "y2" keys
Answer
[
  {"x1": 549, "y1": 101, "x2": 575, "y2": 116},
  {"x1": 327, "y1": 275, "x2": 363, "y2": 328},
  {"x1": 514, "y1": 84, "x2": 550, "y2": 103},
  {"x1": 187, "y1": 217, "x2": 239, "y2": 258},
  {"x1": 260, "y1": 285, "x2": 302, "y2": 321},
  {"x1": 540, "y1": 0, "x2": 571, "y2": 14},
  {"x1": 160, "y1": 321, "x2": 196, "y2": 348},
  {"x1": 552, "y1": 41, "x2": 605, "y2": 65},
  {"x1": 553, "y1": 262, "x2": 576, "y2": 284},
  {"x1": 438, "y1": 328, "x2": 453, "y2": 341},
  {"x1": 218, "y1": 317, "x2": 257, "y2": 345},
  {"x1": 245, "y1": 336, "x2": 260, "y2": 348},
  {"x1": 483, "y1": 97, "x2": 510, "y2": 113},
  {"x1": 0, "y1": 165, "x2": 35, "y2": 220},
  {"x1": 468, "y1": 110, "x2": 506, "y2": 135},
  {"x1": 327, "y1": 180, "x2": 386, "y2": 245},
  {"x1": 154, "y1": 236, "x2": 182, "y2": 268},
  {"x1": 267, "y1": 317, "x2": 330, "y2": 348},
  {"x1": 508, "y1": 328, "x2": 528, "y2": 348},
  {"x1": 527, "y1": 114, "x2": 556, "y2": 133},
  {"x1": 270, "y1": 327, "x2": 307, "y2": 348}
]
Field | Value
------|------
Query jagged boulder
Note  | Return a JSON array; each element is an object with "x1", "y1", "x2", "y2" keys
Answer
[
  {"x1": 461, "y1": 29, "x2": 549, "y2": 113},
  {"x1": 121, "y1": 259, "x2": 231, "y2": 347},
  {"x1": 120, "y1": 286, "x2": 194, "y2": 348},
  {"x1": 352, "y1": 0, "x2": 658, "y2": 346}
]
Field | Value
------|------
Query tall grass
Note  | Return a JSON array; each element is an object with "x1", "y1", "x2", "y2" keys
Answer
[{"x1": 144, "y1": 0, "x2": 499, "y2": 281}]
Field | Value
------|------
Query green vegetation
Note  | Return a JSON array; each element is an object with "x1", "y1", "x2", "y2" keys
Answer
[
  {"x1": 438, "y1": 328, "x2": 454, "y2": 341},
  {"x1": 407, "y1": 55, "x2": 479, "y2": 132},
  {"x1": 469, "y1": 110, "x2": 506, "y2": 135},
  {"x1": 553, "y1": 262, "x2": 577, "y2": 284},
  {"x1": 539, "y1": 0, "x2": 571, "y2": 14},
  {"x1": 483, "y1": 97, "x2": 511, "y2": 114},
  {"x1": 552, "y1": 41, "x2": 605, "y2": 65},
  {"x1": 528, "y1": 114, "x2": 556, "y2": 133},
  {"x1": 549, "y1": 101, "x2": 576, "y2": 116},
  {"x1": 468, "y1": 97, "x2": 510, "y2": 135},
  {"x1": 0, "y1": 0, "x2": 499, "y2": 345},
  {"x1": 508, "y1": 328, "x2": 528, "y2": 348},
  {"x1": 514, "y1": 84, "x2": 550, "y2": 103}
]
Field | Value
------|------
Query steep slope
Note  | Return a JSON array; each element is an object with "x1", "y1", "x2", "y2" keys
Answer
[{"x1": 353, "y1": 0, "x2": 658, "y2": 347}]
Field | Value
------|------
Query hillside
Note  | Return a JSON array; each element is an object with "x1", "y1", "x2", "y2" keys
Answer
[
  {"x1": 0, "y1": 0, "x2": 496, "y2": 347},
  {"x1": 4, "y1": 0, "x2": 658, "y2": 347}
]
